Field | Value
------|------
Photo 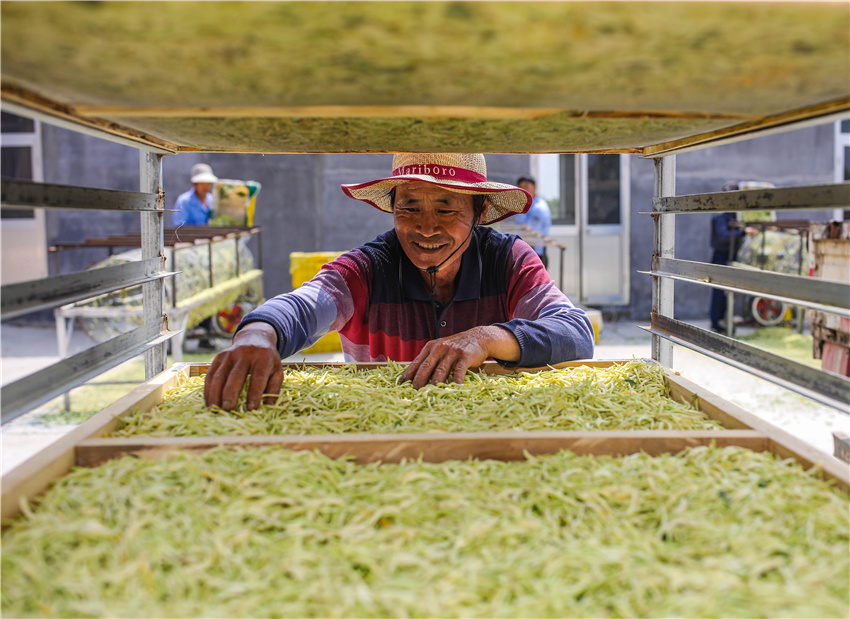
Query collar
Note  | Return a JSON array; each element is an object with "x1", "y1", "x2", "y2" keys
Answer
[
  {"x1": 189, "y1": 189, "x2": 211, "y2": 205},
  {"x1": 398, "y1": 229, "x2": 483, "y2": 303}
]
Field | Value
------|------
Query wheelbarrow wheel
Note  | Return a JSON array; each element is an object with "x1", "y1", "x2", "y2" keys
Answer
[
  {"x1": 211, "y1": 301, "x2": 254, "y2": 337},
  {"x1": 751, "y1": 297, "x2": 787, "y2": 327}
]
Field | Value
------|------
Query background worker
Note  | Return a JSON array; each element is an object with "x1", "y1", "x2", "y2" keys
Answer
[
  {"x1": 709, "y1": 181, "x2": 757, "y2": 333},
  {"x1": 513, "y1": 175, "x2": 552, "y2": 268},
  {"x1": 204, "y1": 153, "x2": 595, "y2": 410},
  {"x1": 173, "y1": 163, "x2": 217, "y2": 226}
]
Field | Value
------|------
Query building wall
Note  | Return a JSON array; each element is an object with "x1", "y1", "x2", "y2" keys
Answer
[
  {"x1": 38, "y1": 128, "x2": 531, "y2": 304},
  {"x1": 42, "y1": 124, "x2": 142, "y2": 276},
  {"x1": 628, "y1": 123, "x2": 837, "y2": 322}
]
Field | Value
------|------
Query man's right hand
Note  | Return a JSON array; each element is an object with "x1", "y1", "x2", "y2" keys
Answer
[{"x1": 203, "y1": 321, "x2": 283, "y2": 411}]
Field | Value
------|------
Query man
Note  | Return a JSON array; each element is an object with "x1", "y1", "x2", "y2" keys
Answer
[
  {"x1": 204, "y1": 153, "x2": 594, "y2": 410},
  {"x1": 173, "y1": 163, "x2": 217, "y2": 226},
  {"x1": 512, "y1": 175, "x2": 552, "y2": 268},
  {"x1": 709, "y1": 181, "x2": 757, "y2": 333}
]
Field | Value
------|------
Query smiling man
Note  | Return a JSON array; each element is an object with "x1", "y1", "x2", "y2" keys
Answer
[{"x1": 204, "y1": 153, "x2": 594, "y2": 410}]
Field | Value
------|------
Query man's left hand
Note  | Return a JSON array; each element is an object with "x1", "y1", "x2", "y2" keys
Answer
[{"x1": 402, "y1": 325, "x2": 520, "y2": 388}]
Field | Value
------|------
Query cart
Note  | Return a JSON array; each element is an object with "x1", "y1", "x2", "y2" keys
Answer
[
  {"x1": 50, "y1": 225, "x2": 264, "y2": 361},
  {"x1": 730, "y1": 219, "x2": 811, "y2": 328}
]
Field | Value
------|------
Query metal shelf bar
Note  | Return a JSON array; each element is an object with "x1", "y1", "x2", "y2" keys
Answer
[
  {"x1": 648, "y1": 182, "x2": 849, "y2": 214},
  {"x1": 1, "y1": 178, "x2": 159, "y2": 211},
  {"x1": 0, "y1": 319, "x2": 174, "y2": 425},
  {"x1": 1, "y1": 258, "x2": 174, "y2": 320},
  {"x1": 642, "y1": 257, "x2": 850, "y2": 316},
  {"x1": 644, "y1": 315, "x2": 850, "y2": 412}
]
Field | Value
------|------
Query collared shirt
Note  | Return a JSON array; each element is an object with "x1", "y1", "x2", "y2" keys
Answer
[
  {"x1": 512, "y1": 196, "x2": 551, "y2": 255},
  {"x1": 173, "y1": 188, "x2": 212, "y2": 226},
  {"x1": 239, "y1": 227, "x2": 594, "y2": 366}
]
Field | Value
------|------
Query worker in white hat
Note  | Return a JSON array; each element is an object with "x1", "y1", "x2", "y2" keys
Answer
[
  {"x1": 205, "y1": 153, "x2": 594, "y2": 411},
  {"x1": 173, "y1": 163, "x2": 218, "y2": 226}
]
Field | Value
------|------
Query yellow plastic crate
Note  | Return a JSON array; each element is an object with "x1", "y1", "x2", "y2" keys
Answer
[
  {"x1": 585, "y1": 308, "x2": 603, "y2": 344},
  {"x1": 290, "y1": 251, "x2": 346, "y2": 353}
]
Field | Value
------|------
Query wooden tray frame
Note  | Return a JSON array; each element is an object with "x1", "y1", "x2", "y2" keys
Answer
[{"x1": 3, "y1": 360, "x2": 848, "y2": 523}]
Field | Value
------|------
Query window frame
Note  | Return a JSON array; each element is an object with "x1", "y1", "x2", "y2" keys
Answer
[{"x1": 1, "y1": 115, "x2": 44, "y2": 221}]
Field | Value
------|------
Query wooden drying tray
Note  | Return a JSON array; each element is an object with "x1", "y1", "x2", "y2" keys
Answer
[{"x1": 3, "y1": 360, "x2": 848, "y2": 523}]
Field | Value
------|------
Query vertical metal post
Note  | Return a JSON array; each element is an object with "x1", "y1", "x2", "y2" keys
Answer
[
  {"x1": 652, "y1": 156, "x2": 676, "y2": 367},
  {"x1": 577, "y1": 154, "x2": 587, "y2": 303},
  {"x1": 140, "y1": 152, "x2": 166, "y2": 378},
  {"x1": 796, "y1": 231, "x2": 805, "y2": 333},
  {"x1": 55, "y1": 311, "x2": 72, "y2": 410},
  {"x1": 171, "y1": 249, "x2": 179, "y2": 307},
  {"x1": 559, "y1": 245, "x2": 565, "y2": 292}
]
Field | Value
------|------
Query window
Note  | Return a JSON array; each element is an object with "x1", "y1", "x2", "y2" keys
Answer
[
  {"x1": 1, "y1": 146, "x2": 33, "y2": 179},
  {"x1": 551, "y1": 154, "x2": 576, "y2": 225},
  {"x1": 535, "y1": 153, "x2": 562, "y2": 223},
  {"x1": 550, "y1": 154, "x2": 624, "y2": 226},
  {"x1": 586, "y1": 154, "x2": 621, "y2": 225},
  {"x1": 2, "y1": 112, "x2": 35, "y2": 134},
  {"x1": 1, "y1": 111, "x2": 42, "y2": 219},
  {"x1": 1, "y1": 110, "x2": 47, "y2": 284}
]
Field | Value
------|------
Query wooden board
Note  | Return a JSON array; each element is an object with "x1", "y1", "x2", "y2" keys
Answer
[
  {"x1": 75, "y1": 430, "x2": 770, "y2": 468},
  {"x1": 1, "y1": 1, "x2": 847, "y2": 154},
  {"x1": 3, "y1": 360, "x2": 848, "y2": 524}
]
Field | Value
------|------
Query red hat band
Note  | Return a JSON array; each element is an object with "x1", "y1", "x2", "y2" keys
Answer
[{"x1": 392, "y1": 164, "x2": 487, "y2": 184}]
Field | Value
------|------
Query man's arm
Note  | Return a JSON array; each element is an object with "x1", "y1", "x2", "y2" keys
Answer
[{"x1": 496, "y1": 239, "x2": 594, "y2": 366}]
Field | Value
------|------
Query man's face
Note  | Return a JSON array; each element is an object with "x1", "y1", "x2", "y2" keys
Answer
[
  {"x1": 194, "y1": 182, "x2": 213, "y2": 195},
  {"x1": 392, "y1": 183, "x2": 478, "y2": 274},
  {"x1": 518, "y1": 180, "x2": 536, "y2": 198}
]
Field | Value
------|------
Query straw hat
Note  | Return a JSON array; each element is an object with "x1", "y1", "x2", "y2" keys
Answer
[
  {"x1": 341, "y1": 153, "x2": 531, "y2": 224},
  {"x1": 190, "y1": 163, "x2": 218, "y2": 184}
]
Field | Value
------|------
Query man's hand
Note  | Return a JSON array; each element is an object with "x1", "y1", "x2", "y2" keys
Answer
[
  {"x1": 402, "y1": 325, "x2": 520, "y2": 389},
  {"x1": 204, "y1": 322, "x2": 283, "y2": 411}
]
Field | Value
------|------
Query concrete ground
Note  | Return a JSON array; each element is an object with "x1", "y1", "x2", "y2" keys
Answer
[{"x1": 2, "y1": 318, "x2": 847, "y2": 474}]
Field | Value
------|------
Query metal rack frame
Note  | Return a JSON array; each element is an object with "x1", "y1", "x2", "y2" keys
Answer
[
  {"x1": 645, "y1": 162, "x2": 850, "y2": 413},
  {"x1": 0, "y1": 155, "x2": 174, "y2": 424}
]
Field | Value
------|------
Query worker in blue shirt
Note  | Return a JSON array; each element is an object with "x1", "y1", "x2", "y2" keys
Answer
[
  {"x1": 173, "y1": 163, "x2": 217, "y2": 226},
  {"x1": 514, "y1": 175, "x2": 552, "y2": 268},
  {"x1": 709, "y1": 181, "x2": 758, "y2": 333}
]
